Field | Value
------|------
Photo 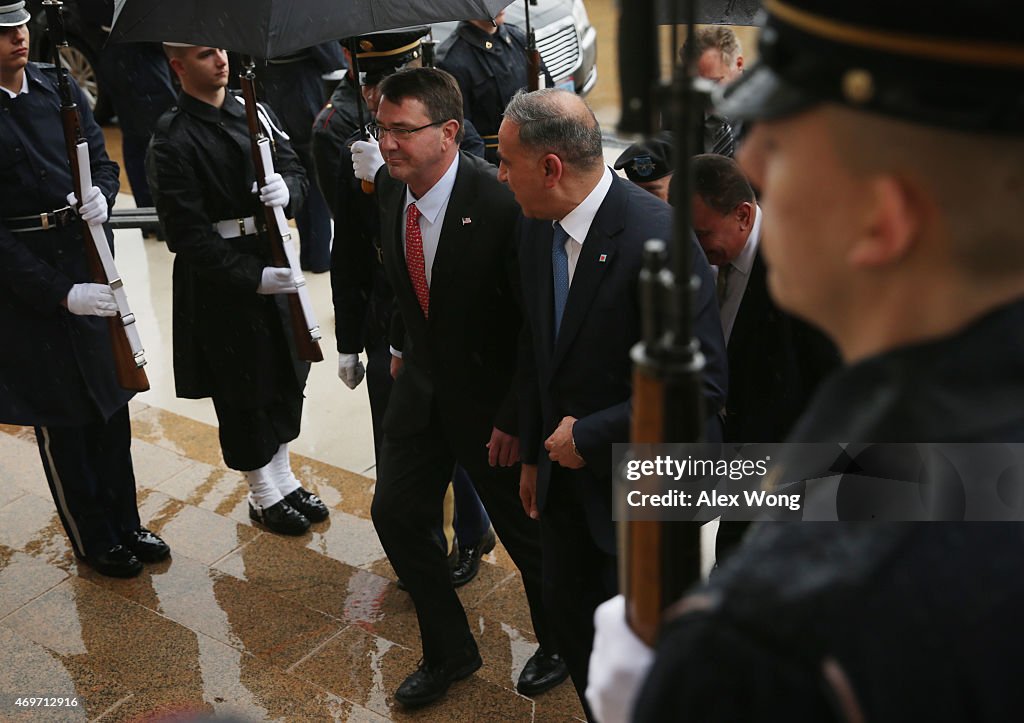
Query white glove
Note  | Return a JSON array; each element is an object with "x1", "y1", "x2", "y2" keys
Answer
[
  {"x1": 66, "y1": 186, "x2": 108, "y2": 225},
  {"x1": 337, "y1": 353, "x2": 366, "y2": 390},
  {"x1": 351, "y1": 138, "x2": 385, "y2": 182},
  {"x1": 586, "y1": 594, "x2": 655, "y2": 723},
  {"x1": 257, "y1": 173, "x2": 290, "y2": 208},
  {"x1": 256, "y1": 267, "x2": 297, "y2": 295},
  {"x1": 66, "y1": 283, "x2": 117, "y2": 317}
]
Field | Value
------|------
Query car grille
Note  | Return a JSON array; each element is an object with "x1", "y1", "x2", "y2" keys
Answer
[{"x1": 536, "y1": 22, "x2": 580, "y2": 83}]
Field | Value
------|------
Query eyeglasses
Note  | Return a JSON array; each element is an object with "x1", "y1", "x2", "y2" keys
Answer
[{"x1": 368, "y1": 120, "x2": 447, "y2": 141}]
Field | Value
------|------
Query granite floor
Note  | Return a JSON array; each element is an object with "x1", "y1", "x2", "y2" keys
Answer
[{"x1": 0, "y1": 400, "x2": 586, "y2": 721}]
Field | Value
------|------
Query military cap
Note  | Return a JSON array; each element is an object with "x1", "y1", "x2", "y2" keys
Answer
[
  {"x1": 614, "y1": 132, "x2": 674, "y2": 183},
  {"x1": 347, "y1": 26, "x2": 431, "y2": 86},
  {"x1": 0, "y1": 1, "x2": 30, "y2": 27},
  {"x1": 718, "y1": 0, "x2": 1024, "y2": 134}
]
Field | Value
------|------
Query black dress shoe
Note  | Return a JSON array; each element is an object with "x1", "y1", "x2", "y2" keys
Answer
[
  {"x1": 396, "y1": 539, "x2": 460, "y2": 592},
  {"x1": 394, "y1": 647, "x2": 482, "y2": 708},
  {"x1": 84, "y1": 545, "x2": 143, "y2": 578},
  {"x1": 451, "y1": 526, "x2": 496, "y2": 588},
  {"x1": 283, "y1": 487, "x2": 330, "y2": 522},
  {"x1": 516, "y1": 648, "x2": 569, "y2": 696},
  {"x1": 125, "y1": 527, "x2": 171, "y2": 563},
  {"x1": 248, "y1": 499, "x2": 310, "y2": 536}
]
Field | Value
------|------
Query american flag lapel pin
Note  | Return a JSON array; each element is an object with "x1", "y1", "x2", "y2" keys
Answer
[
  {"x1": 462, "y1": 217, "x2": 472, "y2": 225},
  {"x1": 598, "y1": 253, "x2": 608, "y2": 263}
]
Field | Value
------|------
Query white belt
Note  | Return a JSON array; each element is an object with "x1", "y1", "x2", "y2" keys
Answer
[{"x1": 214, "y1": 216, "x2": 259, "y2": 239}]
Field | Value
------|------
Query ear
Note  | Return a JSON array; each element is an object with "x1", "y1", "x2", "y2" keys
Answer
[
  {"x1": 847, "y1": 176, "x2": 919, "y2": 269},
  {"x1": 735, "y1": 201, "x2": 753, "y2": 230},
  {"x1": 168, "y1": 56, "x2": 185, "y2": 78},
  {"x1": 540, "y1": 153, "x2": 564, "y2": 188},
  {"x1": 735, "y1": 55, "x2": 745, "y2": 72},
  {"x1": 441, "y1": 119, "x2": 460, "y2": 148}
]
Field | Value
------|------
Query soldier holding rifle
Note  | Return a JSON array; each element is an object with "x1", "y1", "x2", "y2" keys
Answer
[
  {"x1": 147, "y1": 42, "x2": 329, "y2": 536},
  {"x1": 0, "y1": 0, "x2": 168, "y2": 578},
  {"x1": 589, "y1": 1, "x2": 1024, "y2": 720}
]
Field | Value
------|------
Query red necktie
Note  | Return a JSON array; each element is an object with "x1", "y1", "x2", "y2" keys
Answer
[{"x1": 405, "y1": 203, "x2": 430, "y2": 318}]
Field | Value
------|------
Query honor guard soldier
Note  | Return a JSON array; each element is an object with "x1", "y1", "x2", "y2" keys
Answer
[
  {"x1": 147, "y1": 42, "x2": 329, "y2": 536},
  {"x1": 613, "y1": 132, "x2": 675, "y2": 203},
  {"x1": 438, "y1": 9, "x2": 549, "y2": 165},
  {"x1": 588, "y1": 2, "x2": 1024, "y2": 721},
  {"x1": 0, "y1": 1, "x2": 169, "y2": 578}
]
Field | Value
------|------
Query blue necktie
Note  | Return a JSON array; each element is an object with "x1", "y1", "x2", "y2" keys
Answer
[{"x1": 551, "y1": 223, "x2": 570, "y2": 339}]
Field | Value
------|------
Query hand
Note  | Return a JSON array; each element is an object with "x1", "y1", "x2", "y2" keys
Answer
[
  {"x1": 65, "y1": 283, "x2": 117, "y2": 317},
  {"x1": 337, "y1": 353, "x2": 366, "y2": 389},
  {"x1": 586, "y1": 595, "x2": 655, "y2": 723},
  {"x1": 544, "y1": 416, "x2": 585, "y2": 469},
  {"x1": 258, "y1": 173, "x2": 290, "y2": 208},
  {"x1": 351, "y1": 138, "x2": 384, "y2": 182},
  {"x1": 256, "y1": 267, "x2": 297, "y2": 295},
  {"x1": 66, "y1": 186, "x2": 108, "y2": 224},
  {"x1": 486, "y1": 426, "x2": 520, "y2": 467},
  {"x1": 390, "y1": 354, "x2": 404, "y2": 379},
  {"x1": 519, "y1": 464, "x2": 538, "y2": 519}
]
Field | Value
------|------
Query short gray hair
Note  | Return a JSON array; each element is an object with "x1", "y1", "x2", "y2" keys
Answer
[{"x1": 503, "y1": 89, "x2": 603, "y2": 169}]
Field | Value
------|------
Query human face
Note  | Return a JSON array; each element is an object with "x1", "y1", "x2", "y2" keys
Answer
[
  {"x1": 738, "y1": 107, "x2": 867, "y2": 330},
  {"x1": 173, "y1": 46, "x2": 229, "y2": 95},
  {"x1": 361, "y1": 82, "x2": 383, "y2": 115},
  {"x1": 0, "y1": 23, "x2": 29, "y2": 80},
  {"x1": 691, "y1": 196, "x2": 751, "y2": 267},
  {"x1": 636, "y1": 175, "x2": 672, "y2": 204},
  {"x1": 497, "y1": 119, "x2": 549, "y2": 219},
  {"x1": 697, "y1": 48, "x2": 742, "y2": 85},
  {"x1": 375, "y1": 95, "x2": 456, "y2": 195}
]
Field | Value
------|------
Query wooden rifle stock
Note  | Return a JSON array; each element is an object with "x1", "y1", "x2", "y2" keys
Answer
[
  {"x1": 524, "y1": 0, "x2": 541, "y2": 91},
  {"x1": 46, "y1": 0, "x2": 148, "y2": 392},
  {"x1": 239, "y1": 65, "x2": 323, "y2": 363}
]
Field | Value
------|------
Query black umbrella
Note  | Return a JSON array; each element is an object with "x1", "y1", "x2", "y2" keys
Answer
[
  {"x1": 657, "y1": 0, "x2": 761, "y2": 25},
  {"x1": 109, "y1": 0, "x2": 515, "y2": 57}
]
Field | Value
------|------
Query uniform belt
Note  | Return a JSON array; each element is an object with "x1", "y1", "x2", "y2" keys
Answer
[
  {"x1": 481, "y1": 133, "x2": 499, "y2": 148},
  {"x1": 4, "y1": 205, "x2": 79, "y2": 232},
  {"x1": 213, "y1": 216, "x2": 259, "y2": 239}
]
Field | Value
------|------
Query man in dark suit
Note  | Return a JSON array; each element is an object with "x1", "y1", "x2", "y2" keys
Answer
[
  {"x1": 368, "y1": 68, "x2": 565, "y2": 708},
  {"x1": 690, "y1": 154, "x2": 839, "y2": 562},
  {"x1": 497, "y1": 88, "x2": 728, "y2": 715}
]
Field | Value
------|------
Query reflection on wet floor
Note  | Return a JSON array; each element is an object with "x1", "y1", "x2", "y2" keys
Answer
[{"x1": 0, "y1": 409, "x2": 584, "y2": 721}]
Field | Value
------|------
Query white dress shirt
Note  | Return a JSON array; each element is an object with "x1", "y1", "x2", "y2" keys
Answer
[
  {"x1": 402, "y1": 153, "x2": 460, "y2": 288},
  {"x1": 717, "y1": 204, "x2": 762, "y2": 345},
  {"x1": 1, "y1": 71, "x2": 29, "y2": 99},
  {"x1": 556, "y1": 166, "x2": 614, "y2": 285}
]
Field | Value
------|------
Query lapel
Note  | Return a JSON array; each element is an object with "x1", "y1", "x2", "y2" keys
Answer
[
  {"x1": 429, "y1": 153, "x2": 478, "y2": 316},
  {"x1": 548, "y1": 175, "x2": 626, "y2": 374},
  {"x1": 729, "y1": 249, "x2": 768, "y2": 355},
  {"x1": 382, "y1": 174, "x2": 424, "y2": 332}
]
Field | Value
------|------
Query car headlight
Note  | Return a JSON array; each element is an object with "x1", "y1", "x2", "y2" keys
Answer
[{"x1": 571, "y1": 0, "x2": 591, "y2": 30}]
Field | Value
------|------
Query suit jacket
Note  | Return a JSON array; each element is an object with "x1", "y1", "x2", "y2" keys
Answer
[
  {"x1": 377, "y1": 151, "x2": 522, "y2": 443},
  {"x1": 724, "y1": 251, "x2": 839, "y2": 442},
  {"x1": 518, "y1": 175, "x2": 728, "y2": 552}
]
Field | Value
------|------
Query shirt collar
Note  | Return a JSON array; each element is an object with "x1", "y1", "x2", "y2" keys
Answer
[
  {"x1": 178, "y1": 89, "x2": 244, "y2": 123},
  {"x1": 730, "y1": 203, "x2": 762, "y2": 276},
  {"x1": 556, "y1": 166, "x2": 614, "y2": 244},
  {"x1": 1, "y1": 69, "x2": 29, "y2": 98},
  {"x1": 404, "y1": 153, "x2": 460, "y2": 225}
]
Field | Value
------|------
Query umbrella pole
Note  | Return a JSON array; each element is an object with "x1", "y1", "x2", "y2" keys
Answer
[{"x1": 347, "y1": 39, "x2": 375, "y2": 194}]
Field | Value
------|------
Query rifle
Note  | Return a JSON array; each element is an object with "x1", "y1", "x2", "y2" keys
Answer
[
  {"x1": 43, "y1": 0, "x2": 149, "y2": 392},
  {"x1": 346, "y1": 39, "x2": 376, "y2": 195},
  {"x1": 524, "y1": 0, "x2": 541, "y2": 91},
  {"x1": 238, "y1": 57, "x2": 324, "y2": 363},
  {"x1": 620, "y1": 0, "x2": 709, "y2": 645}
]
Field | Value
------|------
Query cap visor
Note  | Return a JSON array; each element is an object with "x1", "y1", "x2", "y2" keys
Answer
[
  {"x1": 0, "y1": 8, "x2": 29, "y2": 26},
  {"x1": 716, "y1": 63, "x2": 818, "y2": 122}
]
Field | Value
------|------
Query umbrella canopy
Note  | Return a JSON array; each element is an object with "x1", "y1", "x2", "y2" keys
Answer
[
  {"x1": 109, "y1": 0, "x2": 515, "y2": 57},
  {"x1": 657, "y1": 0, "x2": 762, "y2": 25}
]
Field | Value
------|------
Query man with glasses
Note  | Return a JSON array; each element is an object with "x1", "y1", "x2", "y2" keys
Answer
[{"x1": 368, "y1": 67, "x2": 567, "y2": 708}]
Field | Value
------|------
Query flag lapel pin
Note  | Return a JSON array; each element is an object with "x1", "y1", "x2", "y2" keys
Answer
[
  {"x1": 598, "y1": 253, "x2": 608, "y2": 263},
  {"x1": 462, "y1": 217, "x2": 472, "y2": 225}
]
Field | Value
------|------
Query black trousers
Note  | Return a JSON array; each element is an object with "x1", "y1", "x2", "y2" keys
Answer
[
  {"x1": 541, "y1": 472, "x2": 619, "y2": 718},
  {"x1": 34, "y1": 404, "x2": 141, "y2": 559},
  {"x1": 372, "y1": 405, "x2": 551, "y2": 664}
]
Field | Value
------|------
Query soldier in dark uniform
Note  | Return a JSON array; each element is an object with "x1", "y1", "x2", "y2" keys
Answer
[
  {"x1": 78, "y1": 0, "x2": 175, "y2": 212},
  {"x1": 0, "y1": 2, "x2": 168, "y2": 578},
  {"x1": 587, "y1": 2, "x2": 1024, "y2": 721},
  {"x1": 258, "y1": 41, "x2": 343, "y2": 273},
  {"x1": 147, "y1": 42, "x2": 329, "y2": 537},
  {"x1": 437, "y1": 10, "x2": 548, "y2": 165},
  {"x1": 613, "y1": 132, "x2": 674, "y2": 203}
]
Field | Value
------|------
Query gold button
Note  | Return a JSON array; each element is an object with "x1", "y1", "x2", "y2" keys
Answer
[
  {"x1": 842, "y1": 68, "x2": 875, "y2": 105},
  {"x1": 485, "y1": 41, "x2": 493, "y2": 49}
]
